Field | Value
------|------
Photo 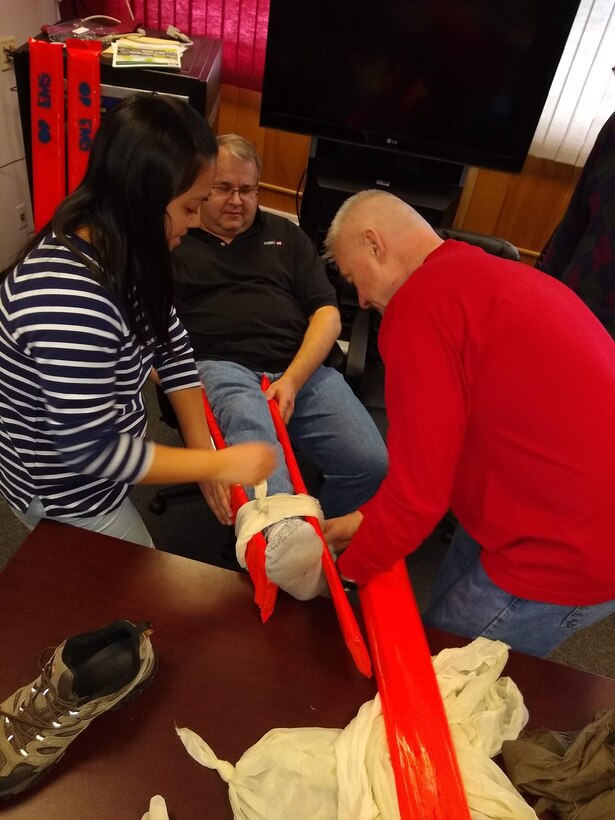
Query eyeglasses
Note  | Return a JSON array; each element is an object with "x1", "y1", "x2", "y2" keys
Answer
[{"x1": 209, "y1": 183, "x2": 259, "y2": 199}]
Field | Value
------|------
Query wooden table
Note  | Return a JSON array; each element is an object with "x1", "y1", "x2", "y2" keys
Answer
[{"x1": 1, "y1": 520, "x2": 614, "y2": 819}]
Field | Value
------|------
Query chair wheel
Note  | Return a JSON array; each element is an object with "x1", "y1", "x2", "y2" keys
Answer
[{"x1": 149, "y1": 497, "x2": 167, "y2": 515}]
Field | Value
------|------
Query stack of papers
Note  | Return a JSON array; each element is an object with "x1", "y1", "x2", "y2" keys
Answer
[{"x1": 110, "y1": 38, "x2": 187, "y2": 68}]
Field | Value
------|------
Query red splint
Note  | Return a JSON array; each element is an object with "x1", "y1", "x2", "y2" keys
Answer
[
  {"x1": 260, "y1": 376, "x2": 372, "y2": 678},
  {"x1": 30, "y1": 39, "x2": 66, "y2": 231},
  {"x1": 201, "y1": 383, "x2": 372, "y2": 676},
  {"x1": 361, "y1": 563, "x2": 471, "y2": 817},
  {"x1": 30, "y1": 37, "x2": 103, "y2": 229},
  {"x1": 66, "y1": 39, "x2": 102, "y2": 193},
  {"x1": 201, "y1": 390, "x2": 278, "y2": 623}
]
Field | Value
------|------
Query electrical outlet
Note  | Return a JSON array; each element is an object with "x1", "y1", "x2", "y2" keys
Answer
[
  {"x1": 0, "y1": 36, "x2": 16, "y2": 72},
  {"x1": 16, "y1": 203, "x2": 28, "y2": 232}
]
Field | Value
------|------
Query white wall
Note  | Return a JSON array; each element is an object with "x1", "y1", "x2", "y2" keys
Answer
[{"x1": 0, "y1": 0, "x2": 58, "y2": 270}]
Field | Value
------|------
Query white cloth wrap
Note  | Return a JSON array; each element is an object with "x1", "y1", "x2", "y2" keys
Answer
[
  {"x1": 233, "y1": 481, "x2": 324, "y2": 567},
  {"x1": 170, "y1": 637, "x2": 537, "y2": 820},
  {"x1": 141, "y1": 794, "x2": 169, "y2": 820}
]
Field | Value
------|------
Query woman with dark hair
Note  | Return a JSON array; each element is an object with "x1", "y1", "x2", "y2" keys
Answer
[{"x1": 0, "y1": 94, "x2": 275, "y2": 546}]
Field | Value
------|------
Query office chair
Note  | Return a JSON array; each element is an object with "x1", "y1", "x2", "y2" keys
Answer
[
  {"x1": 435, "y1": 227, "x2": 521, "y2": 260},
  {"x1": 148, "y1": 385, "x2": 202, "y2": 514}
]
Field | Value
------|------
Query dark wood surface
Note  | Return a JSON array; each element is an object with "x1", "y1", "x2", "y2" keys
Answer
[{"x1": 1, "y1": 520, "x2": 614, "y2": 819}]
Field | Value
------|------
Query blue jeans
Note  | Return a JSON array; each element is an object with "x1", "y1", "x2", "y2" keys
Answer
[
  {"x1": 422, "y1": 524, "x2": 615, "y2": 657},
  {"x1": 12, "y1": 496, "x2": 154, "y2": 547},
  {"x1": 197, "y1": 361, "x2": 388, "y2": 517}
]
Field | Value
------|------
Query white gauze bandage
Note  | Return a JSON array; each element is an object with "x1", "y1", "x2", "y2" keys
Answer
[{"x1": 233, "y1": 481, "x2": 324, "y2": 567}]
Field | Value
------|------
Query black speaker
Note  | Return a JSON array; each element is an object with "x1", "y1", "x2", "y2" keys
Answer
[
  {"x1": 299, "y1": 140, "x2": 464, "y2": 254},
  {"x1": 299, "y1": 139, "x2": 464, "y2": 343}
]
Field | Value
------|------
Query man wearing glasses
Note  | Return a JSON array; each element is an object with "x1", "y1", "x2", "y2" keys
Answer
[{"x1": 172, "y1": 134, "x2": 387, "y2": 600}]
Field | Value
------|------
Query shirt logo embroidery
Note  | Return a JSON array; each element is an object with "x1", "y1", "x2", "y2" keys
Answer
[{"x1": 263, "y1": 240, "x2": 283, "y2": 246}]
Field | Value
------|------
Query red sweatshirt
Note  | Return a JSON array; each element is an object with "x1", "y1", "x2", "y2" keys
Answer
[{"x1": 338, "y1": 240, "x2": 615, "y2": 605}]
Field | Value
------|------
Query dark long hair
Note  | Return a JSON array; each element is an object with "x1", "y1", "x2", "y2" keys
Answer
[{"x1": 4, "y1": 94, "x2": 217, "y2": 347}]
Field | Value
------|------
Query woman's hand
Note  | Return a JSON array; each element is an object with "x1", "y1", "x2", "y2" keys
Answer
[
  {"x1": 211, "y1": 442, "x2": 277, "y2": 486},
  {"x1": 199, "y1": 480, "x2": 233, "y2": 526},
  {"x1": 201, "y1": 442, "x2": 277, "y2": 524}
]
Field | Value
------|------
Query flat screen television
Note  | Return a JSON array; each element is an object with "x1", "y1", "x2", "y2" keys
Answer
[{"x1": 260, "y1": 0, "x2": 581, "y2": 173}]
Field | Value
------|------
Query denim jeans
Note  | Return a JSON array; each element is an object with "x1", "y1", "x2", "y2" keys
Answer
[
  {"x1": 422, "y1": 523, "x2": 615, "y2": 657},
  {"x1": 12, "y1": 496, "x2": 155, "y2": 547},
  {"x1": 197, "y1": 360, "x2": 388, "y2": 517}
]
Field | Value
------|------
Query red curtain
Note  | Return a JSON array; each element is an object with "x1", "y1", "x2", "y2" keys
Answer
[
  {"x1": 130, "y1": 1, "x2": 270, "y2": 90},
  {"x1": 58, "y1": 1, "x2": 270, "y2": 89}
]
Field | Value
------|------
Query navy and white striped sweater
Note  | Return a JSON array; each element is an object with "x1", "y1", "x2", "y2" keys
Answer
[{"x1": 0, "y1": 233, "x2": 201, "y2": 518}]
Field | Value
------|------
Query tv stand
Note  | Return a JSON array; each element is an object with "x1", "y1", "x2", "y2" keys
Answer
[{"x1": 300, "y1": 137, "x2": 465, "y2": 252}]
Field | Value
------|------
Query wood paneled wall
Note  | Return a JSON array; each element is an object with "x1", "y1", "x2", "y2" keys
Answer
[
  {"x1": 218, "y1": 84, "x2": 583, "y2": 265},
  {"x1": 455, "y1": 159, "x2": 583, "y2": 265},
  {"x1": 217, "y1": 84, "x2": 310, "y2": 218}
]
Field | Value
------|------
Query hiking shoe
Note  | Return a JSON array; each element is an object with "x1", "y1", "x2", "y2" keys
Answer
[{"x1": 0, "y1": 619, "x2": 156, "y2": 799}]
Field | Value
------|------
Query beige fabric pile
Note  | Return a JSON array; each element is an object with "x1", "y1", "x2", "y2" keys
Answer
[{"x1": 142, "y1": 637, "x2": 537, "y2": 819}]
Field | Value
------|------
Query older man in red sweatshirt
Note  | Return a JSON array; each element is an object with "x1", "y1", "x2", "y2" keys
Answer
[{"x1": 324, "y1": 190, "x2": 615, "y2": 657}]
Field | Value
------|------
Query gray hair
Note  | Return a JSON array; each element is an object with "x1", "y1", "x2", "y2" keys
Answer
[
  {"x1": 216, "y1": 133, "x2": 262, "y2": 177},
  {"x1": 323, "y1": 189, "x2": 398, "y2": 262}
]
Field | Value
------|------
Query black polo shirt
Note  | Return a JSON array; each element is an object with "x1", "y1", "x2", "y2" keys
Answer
[{"x1": 172, "y1": 210, "x2": 337, "y2": 371}]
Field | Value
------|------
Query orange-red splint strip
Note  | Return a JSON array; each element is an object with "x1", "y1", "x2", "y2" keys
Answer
[
  {"x1": 201, "y1": 390, "x2": 278, "y2": 623},
  {"x1": 66, "y1": 39, "x2": 102, "y2": 193},
  {"x1": 30, "y1": 39, "x2": 66, "y2": 231},
  {"x1": 202, "y1": 382, "x2": 371, "y2": 676},
  {"x1": 260, "y1": 375, "x2": 372, "y2": 678},
  {"x1": 360, "y1": 563, "x2": 471, "y2": 818}
]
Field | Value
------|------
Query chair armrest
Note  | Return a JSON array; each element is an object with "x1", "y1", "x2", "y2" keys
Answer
[
  {"x1": 155, "y1": 384, "x2": 180, "y2": 430},
  {"x1": 436, "y1": 227, "x2": 520, "y2": 261},
  {"x1": 345, "y1": 307, "x2": 372, "y2": 392},
  {"x1": 326, "y1": 340, "x2": 348, "y2": 372}
]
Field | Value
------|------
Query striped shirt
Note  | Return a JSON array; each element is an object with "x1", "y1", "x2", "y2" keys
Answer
[{"x1": 0, "y1": 233, "x2": 201, "y2": 518}]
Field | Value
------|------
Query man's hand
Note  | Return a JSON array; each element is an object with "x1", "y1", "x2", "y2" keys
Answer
[
  {"x1": 199, "y1": 479, "x2": 233, "y2": 526},
  {"x1": 264, "y1": 375, "x2": 298, "y2": 424},
  {"x1": 323, "y1": 510, "x2": 364, "y2": 555}
]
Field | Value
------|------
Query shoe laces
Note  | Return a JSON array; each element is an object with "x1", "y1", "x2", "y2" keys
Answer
[{"x1": 1, "y1": 651, "x2": 83, "y2": 755}]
